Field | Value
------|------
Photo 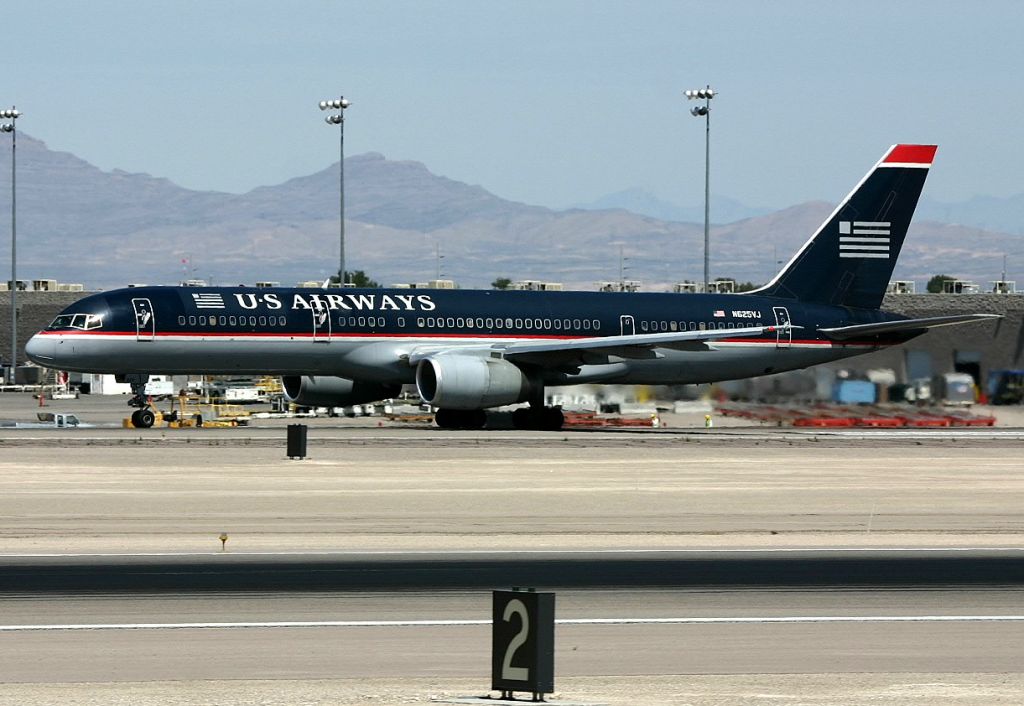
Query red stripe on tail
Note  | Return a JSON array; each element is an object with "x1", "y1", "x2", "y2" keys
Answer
[{"x1": 884, "y1": 144, "x2": 937, "y2": 165}]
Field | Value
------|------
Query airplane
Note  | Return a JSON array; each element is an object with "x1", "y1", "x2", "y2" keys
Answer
[{"x1": 25, "y1": 143, "x2": 998, "y2": 430}]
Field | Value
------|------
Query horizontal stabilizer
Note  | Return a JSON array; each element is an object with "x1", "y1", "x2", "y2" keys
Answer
[{"x1": 819, "y1": 314, "x2": 1001, "y2": 340}]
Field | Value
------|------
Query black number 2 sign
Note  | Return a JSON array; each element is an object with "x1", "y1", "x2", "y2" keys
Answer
[{"x1": 491, "y1": 589, "x2": 555, "y2": 697}]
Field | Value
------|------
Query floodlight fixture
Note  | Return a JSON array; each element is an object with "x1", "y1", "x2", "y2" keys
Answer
[
  {"x1": 683, "y1": 85, "x2": 715, "y2": 290},
  {"x1": 320, "y1": 95, "x2": 352, "y2": 285},
  {"x1": 2, "y1": 105, "x2": 18, "y2": 382}
]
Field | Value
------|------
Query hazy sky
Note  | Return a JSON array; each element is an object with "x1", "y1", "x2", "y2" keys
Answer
[{"x1": 4, "y1": 1, "x2": 1022, "y2": 209}]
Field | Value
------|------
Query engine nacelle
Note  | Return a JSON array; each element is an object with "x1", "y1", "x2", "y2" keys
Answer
[
  {"x1": 281, "y1": 375, "x2": 400, "y2": 408},
  {"x1": 415, "y1": 355, "x2": 533, "y2": 410}
]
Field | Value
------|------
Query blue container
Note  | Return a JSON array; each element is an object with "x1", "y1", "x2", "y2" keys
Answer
[{"x1": 832, "y1": 379, "x2": 877, "y2": 405}]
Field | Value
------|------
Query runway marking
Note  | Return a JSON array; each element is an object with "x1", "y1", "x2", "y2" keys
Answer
[
  {"x1": 0, "y1": 547, "x2": 1021, "y2": 558},
  {"x1": 2, "y1": 616, "x2": 1024, "y2": 632}
]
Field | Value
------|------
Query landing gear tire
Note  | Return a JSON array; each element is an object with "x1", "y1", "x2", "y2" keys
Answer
[
  {"x1": 512, "y1": 406, "x2": 564, "y2": 431},
  {"x1": 541, "y1": 406, "x2": 564, "y2": 431},
  {"x1": 132, "y1": 408, "x2": 156, "y2": 429},
  {"x1": 434, "y1": 408, "x2": 487, "y2": 430}
]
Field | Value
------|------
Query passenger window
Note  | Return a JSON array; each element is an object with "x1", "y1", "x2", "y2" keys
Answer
[
  {"x1": 476, "y1": 318, "x2": 484, "y2": 328},
  {"x1": 398, "y1": 317, "x2": 405, "y2": 327},
  {"x1": 640, "y1": 321, "x2": 649, "y2": 332},
  {"x1": 572, "y1": 319, "x2": 581, "y2": 329},
  {"x1": 670, "y1": 321, "x2": 678, "y2": 331},
  {"x1": 249, "y1": 316, "x2": 256, "y2": 326},
  {"x1": 228, "y1": 316, "x2": 235, "y2": 325},
  {"x1": 446, "y1": 317, "x2": 455, "y2": 328},
  {"x1": 457, "y1": 317, "x2": 465, "y2": 327},
  {"x1": 358, "y1": 316, "x2": 366, "y2": 327},
  {"x1": 178, "y1": 316, "x2": 186, "y2": 326},
  {"x1": 583, "y1": 319, "x2": 591, "y2": 330},
  {"x1": 486, "y1": 318, "x2": 494, "y2": 328},
  {"x1": 259, "y1": 316, "x2": 266, "y2": 326},
  {"x1": 594, "y1": 320, "x2": 601, "y2": 330},
  {"x1": 515, "y1": 318, "x2": 523, "y2": 328},
  {"x1": 199, "y1": 316, "x2": 206, "y2": 325},
  {"x1": 505, "y1": 318, "x2": 513, "y2": 328},
  {"x1": 563, "y1": 319, "x2": 571, "y2": 330},
  {"x1": 495, "y1": 318, "x2": 504, "y2": 329},
  {"x1": 417, "y1": 317, "x2": 425, "y2": 327},
  {"x1": 269, "y1": 316, "x2": 277, "y2": 326},
  {"x1": 553, "y1": 319, "x2": 561, "y2": 330},
  {"x1": 699, "y1": 322, "x2": 706, "y2": 330},
  {"x1": 523, "y1": 319, "x2": 531, "y2": 329},
  {"x1": 690, "y1": 322, "x2": 696, "y2": 331}
]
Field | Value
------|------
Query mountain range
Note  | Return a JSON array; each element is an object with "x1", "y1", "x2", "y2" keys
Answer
[{"x1": 0, "y1": 134, "x2": 1019, "y2": 291}]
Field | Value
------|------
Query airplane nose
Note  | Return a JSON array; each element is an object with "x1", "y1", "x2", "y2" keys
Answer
[{"x1": 25, "y1": 334, "x2": 57, "y2": 366}]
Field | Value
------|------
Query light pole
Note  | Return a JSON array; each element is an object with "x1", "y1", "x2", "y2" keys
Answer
[
  {"x1": 685, "y1": 86, "x2": 715, "y2": 291},
  {"x1": 319, "y1": 96, "x2": 351, "y2": 286},
  {"x1": 1, "y1": 107, "x2": 20, "y2": 383}
]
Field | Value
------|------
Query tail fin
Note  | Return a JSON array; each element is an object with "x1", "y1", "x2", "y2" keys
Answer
[{"x1": 749, "y1": 144, "x2": 936, "y2": 309}]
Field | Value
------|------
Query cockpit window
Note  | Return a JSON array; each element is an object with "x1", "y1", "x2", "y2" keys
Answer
[{"x1": 47, "y1": 313, "x2": 104, "y2": 331}]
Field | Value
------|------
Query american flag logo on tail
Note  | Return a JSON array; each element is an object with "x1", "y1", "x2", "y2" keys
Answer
[
  {"x1": 192, "y1": 292, "x2": 225, "y2": 309},
  {"x1": 838, "y1": 221, "x2": 891, "y2": 259}
]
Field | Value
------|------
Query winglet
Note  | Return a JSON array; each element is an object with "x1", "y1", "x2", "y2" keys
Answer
[{"x1": 882, "y1": 144, "x2": 937, "y2": 167}]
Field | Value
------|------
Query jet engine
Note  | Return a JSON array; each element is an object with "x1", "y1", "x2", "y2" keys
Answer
[
  {"x1": 281, "y1": 375, "x2": 401, "y2": 407},
  {"x1": 415, "y1": 355, "x2": 534, "y2": 410}
]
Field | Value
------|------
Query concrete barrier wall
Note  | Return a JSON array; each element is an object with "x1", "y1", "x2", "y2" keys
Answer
[{"x1": 0, "y1": 291, "x2": 95, "y2": 368}]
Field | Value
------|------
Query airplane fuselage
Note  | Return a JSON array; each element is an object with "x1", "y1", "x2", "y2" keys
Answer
[{"x1": 27, "y1": 285, "x2": 912, "y2": 387}]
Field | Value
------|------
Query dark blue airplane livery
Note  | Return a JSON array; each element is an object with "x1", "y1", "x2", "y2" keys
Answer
[{"x1": 26, "y1": 144, "x2": 997, "y2": 429}]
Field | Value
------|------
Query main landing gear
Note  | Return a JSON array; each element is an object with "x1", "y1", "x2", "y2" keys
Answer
[
  {"x1": 434, "y1": 408, "x2": 487, "y2": 430},
  {"x1": 433, "y1": 403, "x2": 565, "y2": 431},
  {"x1": 511, "y1": 404, "x2": 564, "y2": 431},
  {"x1": 118, "y1": 373, "x2": 156, "y2": 429}
]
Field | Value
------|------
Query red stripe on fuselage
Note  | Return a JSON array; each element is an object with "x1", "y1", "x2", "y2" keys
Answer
[{"x1": 33, "y1": 330, "x2": 890, "y2": 348}]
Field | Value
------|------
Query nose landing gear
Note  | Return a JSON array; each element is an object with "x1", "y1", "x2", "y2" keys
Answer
[{"x1": 118, "y1": 374, "x2": 156, "y2": 429}]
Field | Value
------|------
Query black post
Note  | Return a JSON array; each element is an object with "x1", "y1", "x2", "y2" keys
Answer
[{"x1": 286, "y1": 423, "x2": 308, "y2": 459}]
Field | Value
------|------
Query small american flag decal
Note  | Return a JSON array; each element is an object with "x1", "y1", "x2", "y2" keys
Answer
[{"x1": 192, "y1": 292, "x2": 225, "y2": 309}]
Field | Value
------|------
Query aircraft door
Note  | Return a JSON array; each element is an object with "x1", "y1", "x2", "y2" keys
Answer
[
  {"x1": 312, "y1": 300, "x2": 331, "y2": 343},
  {"x1": 773, "y1": 306, "x2": 792, "y2": 349},
  {"x1": 132, "y1": 298, "x2": 155, "y2": 342},
  {"x1": 620, "y1": 315, "x2": 635, "y2": 336}
]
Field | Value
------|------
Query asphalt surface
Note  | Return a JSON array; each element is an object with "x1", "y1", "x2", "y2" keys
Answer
[{"x1": 1, "y1": 549, "x2": 1024, "y2": 593}]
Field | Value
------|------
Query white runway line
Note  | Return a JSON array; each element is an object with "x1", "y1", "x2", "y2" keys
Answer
[{"x1": 2, "y1": 615, "x2": 1024, "y2": 632}]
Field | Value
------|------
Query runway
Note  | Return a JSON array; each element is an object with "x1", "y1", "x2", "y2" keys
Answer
[
  {"x1": 0, "y1": 394, "x2": 1021, "y2": 704},
  {"x1": 0, "y1": 581, "x2": 1022, "y2": 683}
]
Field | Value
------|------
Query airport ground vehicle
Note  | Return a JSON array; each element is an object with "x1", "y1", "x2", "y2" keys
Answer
[
  {"x1": 26, "y1": 144, "x2": 998, "y2": 430},
  {"x1": 987, "y1": 370, "x2": 1024, "y2": 405}
]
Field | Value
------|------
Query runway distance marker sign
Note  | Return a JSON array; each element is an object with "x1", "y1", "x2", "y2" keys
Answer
[{"x1": 491, "y1": 588, "x2": 555, "y2": 699}]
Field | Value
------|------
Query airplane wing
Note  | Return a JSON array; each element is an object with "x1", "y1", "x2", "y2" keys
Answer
[
  {"x1": 407, "y1": 324, "x2": 784, "y2": 366},
  {"x1": 818, "y1": 314, "x2": 1001, "y2": 341}
]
